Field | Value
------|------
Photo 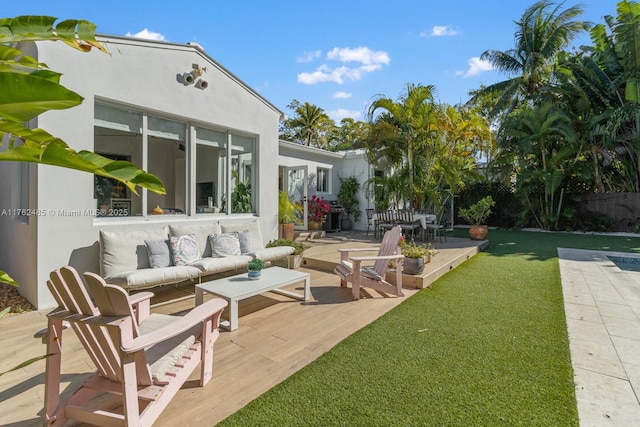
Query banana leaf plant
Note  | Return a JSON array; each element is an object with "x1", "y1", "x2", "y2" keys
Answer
[{"x1": 0, "y1": 16, "x2": 166, "y2": 285}]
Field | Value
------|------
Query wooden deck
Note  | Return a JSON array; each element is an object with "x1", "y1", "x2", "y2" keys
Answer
[{"x1": 0, "y1": 231, "x2": 486, "y2": 426}]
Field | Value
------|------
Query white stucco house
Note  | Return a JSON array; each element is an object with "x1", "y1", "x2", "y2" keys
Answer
[
  {"x1": 278, "y1": 141, "x2": 376, "y2": 232},
  {"x1": 0, "y1": 35, "x2": 285, "y2": 309}
]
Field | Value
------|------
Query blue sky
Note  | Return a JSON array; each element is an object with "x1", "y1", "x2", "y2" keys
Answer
[{"x1": 5, "y1": 1, "x2": 616, "y2": 122}]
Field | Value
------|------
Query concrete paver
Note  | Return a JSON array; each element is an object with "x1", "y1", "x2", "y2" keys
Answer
[{"x1": 559, "y1": 248, "x2": 640, "y2": 426}]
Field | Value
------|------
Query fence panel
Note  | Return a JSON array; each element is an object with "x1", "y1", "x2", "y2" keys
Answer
[{"x1": 580, "y1": 193, "x2": 640, "y2": 232}]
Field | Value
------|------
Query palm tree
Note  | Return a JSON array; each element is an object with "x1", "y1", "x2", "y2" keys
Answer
[
  {"x1": 476, "y1": 1, "x2": 590, "y2": 117},
  {"x1": 500, "y1": 101, "x2": 578, "y2": 229},
  {"x1": 366, "y1": 83, "x2": 441, "y2": 208},
  {"x1": 282, "y1": 100, "x2": 335, "y2": 148}
]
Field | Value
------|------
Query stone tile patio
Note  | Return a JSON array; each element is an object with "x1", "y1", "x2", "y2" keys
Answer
[{"x1": 558, "y1": 248, "x2": 640, "y2": 425}]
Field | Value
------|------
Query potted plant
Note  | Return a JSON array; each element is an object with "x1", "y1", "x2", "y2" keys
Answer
[
  {"x1": 337, "y1": 175, "x2": 362, "y2": 231},
  {"x1": 278, "y1": 191, "x2": 302, "y2": 240},
  {"x1": 307, "y1": 195, "x2": 330, "y2": 230},
  {"x1": 266, "y1": 239, "x2": 310, "y2": 269},
  {"x1": 458, "y1": 195, "x2": 495, "y2": 240},
  {"x1": 247, "y1": 258, "x2": 264, "y2": 280},
  {"x1": 399, "y1": 235, "x2": 437, "y2": 274}
]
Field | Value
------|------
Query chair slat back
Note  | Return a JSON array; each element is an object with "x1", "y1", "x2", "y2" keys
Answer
[
  {"x1": 366, "y1": 208, "x2": 375, "y2": 220},
  {"x1": 47, "y1": 266, "x2": 151, "y2": 385},
  {"x1": 396, "y1": 209, "x2": 415, "y2": 223},
  {"x1": 84, "y1": 272, "x2": 152, "y2": 386},
  {"x1": 373, "y1": 225, "x2": 402, "y2": 274}
]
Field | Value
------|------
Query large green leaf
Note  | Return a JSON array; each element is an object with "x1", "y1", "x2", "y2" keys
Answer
[
  {"x1": 0, "y1": 121, "x2": 166, "y2": 194},
  {"x1": 0, "y1": 73, "x2": 82, "y2": 122},
  {"x1": 0, "y1": 270, "x2": 18, "y2": 287},
  {"x1": 0, "y1": 16, "x2": 108, "y2": 53}
]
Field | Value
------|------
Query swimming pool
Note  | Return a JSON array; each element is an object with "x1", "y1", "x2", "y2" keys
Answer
[{"x1": 608, "y1": 255, "x2": 640, "y2": 272}]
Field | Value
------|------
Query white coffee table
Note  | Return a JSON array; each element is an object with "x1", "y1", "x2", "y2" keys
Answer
[{"x1": 195, "y1": 266, "x2": 311, "y2": 331}]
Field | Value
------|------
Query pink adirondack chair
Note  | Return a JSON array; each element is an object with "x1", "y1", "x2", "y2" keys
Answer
[
  {"x1": 43, "y1": 266, "x2": 227, "y2": 426},
  {"x1": 334, "y1": 225, "x2": 404, "y2": 300}
]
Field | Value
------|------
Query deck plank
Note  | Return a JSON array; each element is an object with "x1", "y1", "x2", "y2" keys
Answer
[{"x1": 0, "y1": 231, "x2": 483, "y2": 426}]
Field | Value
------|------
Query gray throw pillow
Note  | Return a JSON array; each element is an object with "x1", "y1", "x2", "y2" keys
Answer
[
  {"x1": 144, "y1": 239, "x2": 172, "y2": 268},
  {"x1": 238, "y1": 229, "x2": 252, "y2": 254}
]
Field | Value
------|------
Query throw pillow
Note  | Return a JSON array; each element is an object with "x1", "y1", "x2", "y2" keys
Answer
[
  {"x1": 237, "y1": 229, "x2": 252, "y2": 254},
  {"x1": 169, "y1": 234, "x2": 201, "y2": 266},
  {"x1": 209, "y1": 233, "x2": 241, "y2": 257},
  {"x1": 144, "y1": 239, "x2": 172, "y2": 268}
]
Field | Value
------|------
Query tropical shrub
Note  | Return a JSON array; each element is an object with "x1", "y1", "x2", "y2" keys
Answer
[{"x1": 308, "y1": 195, "x2": 330, "y2": 223}]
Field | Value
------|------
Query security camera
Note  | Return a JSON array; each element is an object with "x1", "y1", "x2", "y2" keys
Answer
[
  {"x1": 183, "y1": 72, "x2": 195, "y2": 85},
  {"x1": 196, "y1": 79, "x2": 209, "y2": 90}
]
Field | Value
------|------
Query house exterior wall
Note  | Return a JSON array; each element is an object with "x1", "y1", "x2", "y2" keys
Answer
[
  {"x1": 278, "y1": 142, "x2": 342, "y2": 200},
  {"x1": 0, "y1": 37, "x2": 282, "y2": 309},
  {"x1": 278, "y1": 142, "x2": 373, "y2": 230},
  {"x1": 337, "y1": 150, "x2": 373, "y2": 230}
]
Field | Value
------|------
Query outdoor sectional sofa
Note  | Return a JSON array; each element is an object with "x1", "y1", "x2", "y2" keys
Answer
[{"x1": 99, "y1": 219, "x2": 294, "y2": 291}]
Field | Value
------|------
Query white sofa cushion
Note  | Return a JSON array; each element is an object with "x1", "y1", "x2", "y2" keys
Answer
[
  {"x1": 140, "y1": 313, "x2": 198, "y2": 382},
  {"x1": 221, "y1": 220, "x2": 264, "y2": 252},
  {"x1": 189, "y1": 255, "x2": 252, "y2": 274},
  {"x1": 252, "y1": 246, "x2": 295, "y2": 262},
  {"x1": 169, "y1": 222, "x2": 221, "y2": 257},
  {"x1": 104, "y1": 265, "x2": 201, "y2": 289},
  {"x1": 100, "y1": 227, "x2": 168, "y2": 277}
]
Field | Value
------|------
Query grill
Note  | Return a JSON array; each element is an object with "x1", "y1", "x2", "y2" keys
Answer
[{"x1": 324, "y1": 200, "x2": 344, "y2": 232}]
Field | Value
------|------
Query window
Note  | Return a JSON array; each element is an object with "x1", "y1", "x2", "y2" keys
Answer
[
  {"x1": 94, "y1": 105, "x2": 143, "y2": 216},
  {"x1": 195, "y1": 127, "x2": 227, "y2": 214},
  {"x1": 317, "y1": 167, "x2": 330, "y2": 193},
  {"x1": 94, "y1": 103, "x2": 256, "y2": 218}
]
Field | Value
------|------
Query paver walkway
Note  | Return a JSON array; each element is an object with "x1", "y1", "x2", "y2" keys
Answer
[{"x1": 558, "y1": 248, "x2": 640, "y2": 426}]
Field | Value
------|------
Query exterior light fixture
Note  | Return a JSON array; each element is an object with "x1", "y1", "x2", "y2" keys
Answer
[{"x1": 181, "y1": 64, "x2": 208, "y2": 89}]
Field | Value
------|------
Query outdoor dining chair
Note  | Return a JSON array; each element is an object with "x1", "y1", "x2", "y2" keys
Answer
[
  {"x1": 423, "y1": 206, "x2": 448, "y2": 243},
  {"x1": 365, "y1": 208, "x2": 375, "y2": 236},
  {"x1": 375, "y1": 209, "x2": 396, "y2": 238},
  {"x1": 396, "y1": 209, "x2": 422, "y2": 241}
]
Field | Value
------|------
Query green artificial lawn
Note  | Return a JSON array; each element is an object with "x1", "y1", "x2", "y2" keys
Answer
[{"x1": 218, "y1": 230, "x2": 640, "y2": 426}]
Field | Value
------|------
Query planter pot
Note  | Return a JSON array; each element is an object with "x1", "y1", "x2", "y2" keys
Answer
[
  {"x1": 247, "y1": 270, "x2": 262, "y2": 280},
  {"x1": 403, "y1": 257, "x2": 425, "y2": 275},
  {"x1": 469, "y1": 225, "x2": 489, "y2": 241},
  {"x1": 271, "y1": 254, "x2": 303, "y2": 269},
  {"x1": 340, "y1": 218, "x2": 353, "y2": 231},
  {"x1": 308, "y1": 221, "x2": 323, "y2": 230},
  {"x1": 279, "y1": 222, "x2": 295, "y2": 240}
]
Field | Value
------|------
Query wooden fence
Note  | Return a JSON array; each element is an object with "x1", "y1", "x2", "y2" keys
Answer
[{"x1": 580, "y1": 192, "x2": 640, "y2": 232}]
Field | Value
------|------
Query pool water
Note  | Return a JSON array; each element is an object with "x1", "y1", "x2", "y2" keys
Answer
[{"x1": 608, "y1": 255, "x2": 640, "y2": 272}]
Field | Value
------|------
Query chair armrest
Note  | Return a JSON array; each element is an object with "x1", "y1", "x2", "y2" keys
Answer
[
  {"x1": 128, "y1": 291, "x2": 153, "y2": 306},
  {"x1": 128, "y1": 291, "x2": 154, "y2": 324},
  {"x1": 122, "y1": 298, "x2": 228, "y2": 353},
  {"x1": 337, "y1": 247, "x2": 381, "y2": 253},
  {"x1": 350, "y1": 254, "x2": 404, "y2": 262}
]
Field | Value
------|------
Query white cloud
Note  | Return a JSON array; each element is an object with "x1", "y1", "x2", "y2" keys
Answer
[
  {"x1": 332, "y1": 91, "x2": 352, "y2": 99},
  {"x1": 456, "y1": 57, "x2": 494, "y2": 78},
  {"x1": 326, "y1": 47, "x2": 390, "y2": 65},
  {"x1": 125, "y1": 29, "x2": 166, "y2": 41},
  {"x1": 429, "y1": 26, "x2": 458, "y2": 37},
  {"x1": 328, "y1": 108, "x2": 361, "y2": 121},
  {"x1": 296, "y1": 50, "x2": 322, "y2": 63},
  {"x1": 297, "y1": 46, "x2": 389, "y2": 85}
]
